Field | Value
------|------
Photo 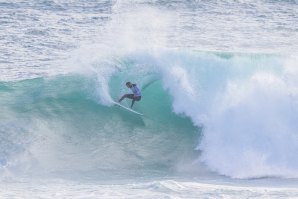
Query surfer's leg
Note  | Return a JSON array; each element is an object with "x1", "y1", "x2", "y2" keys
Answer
[
  {"x1": 118, "y1": 94, "x2": 134, "y2": 102},
  {"x1": 131, "y1": 99, "x2": 135, "y2": 108},
  {"x1": 130, "y1": 96, "x2": 141, "y2": 108}
]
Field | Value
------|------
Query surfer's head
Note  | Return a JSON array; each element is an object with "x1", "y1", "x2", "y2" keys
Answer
[{"x1": 126, "y1": 82, "x2": 132, "y2": 88}]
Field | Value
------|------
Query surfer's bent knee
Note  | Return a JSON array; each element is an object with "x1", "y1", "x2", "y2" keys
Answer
[{"x1": 135, "y1": 96, "x2": 141, "y2": 101}]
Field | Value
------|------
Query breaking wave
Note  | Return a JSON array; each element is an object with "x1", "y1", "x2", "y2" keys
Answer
[{"x1": 1, "y1": 50, "x2": 298, "y2": 179}]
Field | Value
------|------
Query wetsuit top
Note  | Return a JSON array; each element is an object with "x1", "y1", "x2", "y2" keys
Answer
[{"x1": 131, "y1": 84, "x2": 141, "y2": 96}]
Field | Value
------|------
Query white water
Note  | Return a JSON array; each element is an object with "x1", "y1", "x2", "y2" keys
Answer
[
  {"x1": 1, "y1": 179, "x2": 298, "y2": 199},
  {"x1": 129, "y1": 51, "x2": 298, "y2": 179}
]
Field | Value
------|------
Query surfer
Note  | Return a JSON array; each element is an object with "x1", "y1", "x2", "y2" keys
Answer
[{"x1": 118, "y1": 82, "x2": 142, "y2": 108}]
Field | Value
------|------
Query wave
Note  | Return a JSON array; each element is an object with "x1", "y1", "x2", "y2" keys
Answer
[{"x1": 1, "y1": 50, "x2": 298, "y2": 179}]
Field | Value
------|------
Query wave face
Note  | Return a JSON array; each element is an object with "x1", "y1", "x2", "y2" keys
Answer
[
  {"x1": 1, "y1": 50, "x2": 298, "y2": 179},
  {"x1": 0, "y1": 73, "x2": 199, "y2": 179}
]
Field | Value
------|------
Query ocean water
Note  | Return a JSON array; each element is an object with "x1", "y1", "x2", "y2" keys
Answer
[{"x1": 1, "y1": 0, "x2": 298, "y2": 198}]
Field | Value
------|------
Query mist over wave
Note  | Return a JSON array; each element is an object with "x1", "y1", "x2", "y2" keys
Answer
[{"x1": 1, "y1": 0, "x2": 297, "y2": 81}]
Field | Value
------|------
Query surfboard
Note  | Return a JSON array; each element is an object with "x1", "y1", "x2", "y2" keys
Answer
[{"x1": 112, "y1": 101, "x2": 144, "y2": 116}]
